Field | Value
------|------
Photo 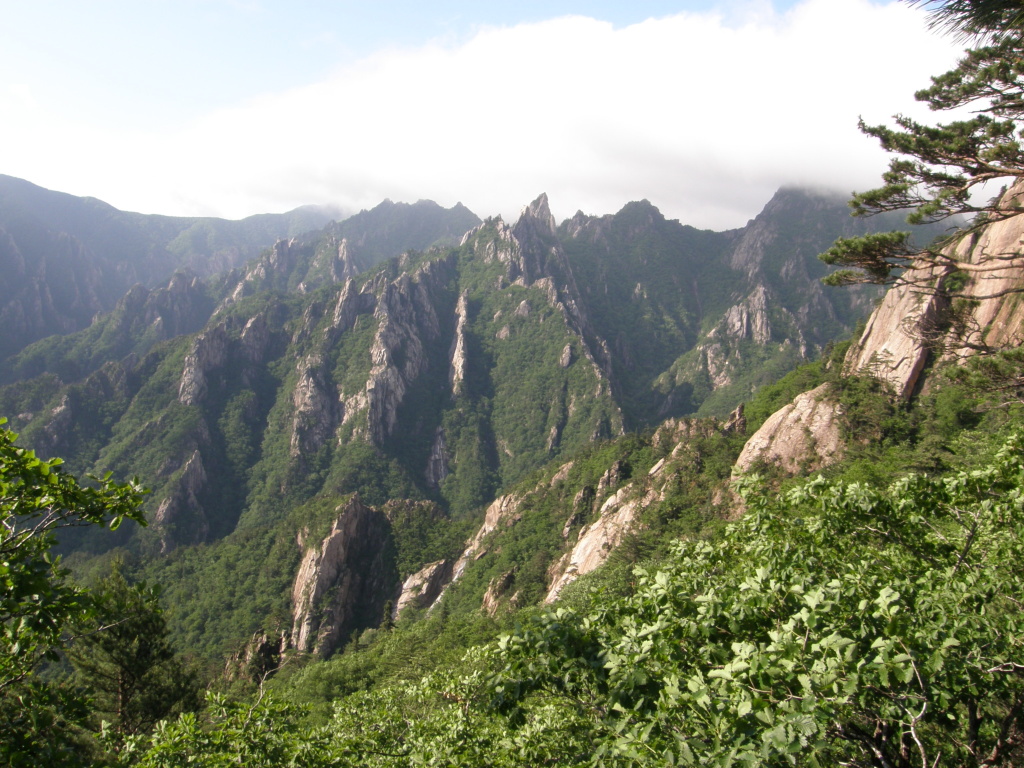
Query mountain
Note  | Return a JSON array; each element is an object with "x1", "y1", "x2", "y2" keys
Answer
[
  {"x1": 0, "y1": 183, "x2": 945, "y2": 661},
  {"x1": 0, "y1": 174, "x2": 338, "y2": 360},
  {"x1": 560, "y1": 187, "x2": 892, "y2": 424},
  {"x1": 737, "y1": 181, "x2": 1024, "y2": 480},
  {"x1": 0, "y1": 176, "x2": 480, "y2": 363}
]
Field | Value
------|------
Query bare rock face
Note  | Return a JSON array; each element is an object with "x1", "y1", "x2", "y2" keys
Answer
[
  {"x1": 300, "y1": 236, "x2": 358, "y2": 292},
  {"x1": 289, "y1": 253, "x2": 456, "y2": 451},
  {"x1": 0, "y1": 227, "x2": 106, "y2": 360},
  {"x1": 689, "y1": 285, "x2": 805, "y2": 393},
  {"x1": 934, "y1": 198, "x2": 1024, "y2": 357},
  {"x1": 221, "y1": 238, "x2": 300, "y2": 309},
  {"x1": 720, "y1": 285, "x2": 772, "y2": 345},
  {"x1": 481, "y1": 570, "x2": 518, "y2": 617},
  {"x1": 101, "y1": 272, "x2": 211, "y2": 357},
  {"x1": 224, "y1": 630, "x2": 289, "y2": 684},
  {"x1": 153, "y1": 449, "x2": 209, "y2": 552},
  {"x1": 331, "y1": 278, "x2": 377, "y2": 336},
  {"x1": 140, "y1": 272, "x2": 210, "y2": 341},
  {"x1": 424, "y1": 426, "x2": 449, "y2": 489},
  {"x1": 178, "y1": 323, "x2": 231, "y2": 405},
  {"x1": 491, "y1": 196, "x2": 620, "y2": 405},
  {"x1": 449, "y1": 291, "x2": 469, "y2": 396},
  {"x1": 290, "y1": 354, "x2": 341, "y2": 458},
  {"x1": 290, "y1": 496, "x2": 395, "y2": 657},
  {"x1": 423, "y1": 416, "x2": 731, "y2": 610},
  {"x1": 360, "y1": 258, "x2": 452, "y2": 445},
  {"x1": 549, "y1": 460, "x2": 574, "y2": 486},
  {"x1": 734, "y1": 384, "x2": 844, "y2": 475},
  {"x1": 594, "y1": 460, "x2": 626, "y2": 507},
  {"x1": 239, "y1": 313, "x2": 270, "y2": 364},
  {"x1": 546, "y1": 454, "x2": 682, "y2": 603},
  {"x1": 843, "y1": 266, "x2": 949, "y2": 399},
  {"x1": 559, "y1": 344, "x2": 573, "y2": 368},
  {"x1": 722, "y1": 403, "x2": 746, "y2": 435},
  {"x1": 846, "y1": 185, "x2": 1024, "y2": 396},
  {"x1": 427, "y1": 492, "x2": 524, "y2": 610},
  {"x1": 546, "y1": 446, "x2": 704, "y2": 602},
  {"x1": 392, "y1": 560, "x2": 453, "y2": 620}
]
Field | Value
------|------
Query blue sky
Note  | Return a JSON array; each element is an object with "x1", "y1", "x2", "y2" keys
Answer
[{"x1": 1, "y1": 0, "x2": 964, "y2": 228}]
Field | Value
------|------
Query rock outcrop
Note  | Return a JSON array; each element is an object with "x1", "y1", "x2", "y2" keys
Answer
[
  {"x1": 481, "y1": 570, "x2": 518, "y2": 616},
  {"x1": 720, "y1": 285, "x2": 773, "y2": 346},
  {"x1": 545, "y1": 483, "x2": 656, "y2": 603},
  {"x1": 362, "y1": 258, "x2": 450, "y2": 444},
  {"x1": 392, "y1": 560, "x2": 452, "y2": 619},
  {"x1": 224, "y1": 630, "x2": 289, "y2": 684},
  {"x1": 153, "y1": 450, "x2": 210, "y2": 552},
  {"x1": 426, "y1": 492, "x2": 524, "y2": 610},
  {"x1": 178, "y1": 323, "x2": 231, "y2": 405},
  {"x1": 844, "y1": 184, "x2": 1024, "y2": 398},
  {"x1": 842, "y1": 266, "x2": 950, "y2": 399},
  {"x1": 424, "y1": 427, "x2": 449, "y2": 489},
  {"x1": 449, "y1": 291, "x2": 469, "y2": 396},
  {"x1": 734, "y1": 384, "x2": 844, "y2": 475},
  {"x1": 290, "y1": 354, "x2": 341, "y2": 458},
  {"x1": 220, "y1": 238, "x2": 302, "y2": 309},
  {"x1": 290, "y1": 496, "x2": 395, "y2": 657},
  {"x1": 544, "y1": 419, "x2": 724, "y2": 602}
]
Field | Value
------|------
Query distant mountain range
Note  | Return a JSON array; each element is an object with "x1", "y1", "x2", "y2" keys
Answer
[
  {"x1": 0, "y1": 174, "x2": 477, "y2": 360},
  {"x1": 0, "y1": 175, "x2": 941, "y2": 658}
]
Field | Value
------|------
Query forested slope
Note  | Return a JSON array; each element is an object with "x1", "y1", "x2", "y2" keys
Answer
[{"x1": 8, "y1": 4, "x2": 1024, "y2": 759}]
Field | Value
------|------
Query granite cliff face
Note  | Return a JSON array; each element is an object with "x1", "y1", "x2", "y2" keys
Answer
[
  {"x1": 737, "y1": 186, "x2": 1024, "y2": 478},
  {"x1": 291, "y1": 496, "x2": 396, "y2": 657},
  {"x1": 153, "y1": 450, "x2": 210, "y2": 552},
  {"x1": 733, "y1": 384, "x2": 844, "y2": 476},
  {"x1": 846, "y1": 186, "x2": 1024, "y2": 397}
]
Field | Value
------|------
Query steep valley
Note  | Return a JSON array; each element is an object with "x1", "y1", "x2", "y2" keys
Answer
[{"x1": 0, "y1": 178, "x2": 950, "y2": 663}]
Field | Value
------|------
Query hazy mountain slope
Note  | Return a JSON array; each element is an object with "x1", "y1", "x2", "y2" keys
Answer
[
  {"x1": 560, "y1": 188, "x2": 936, "y2": 424},
  {"x1": 660, "y1": 187, "x2": 886, "y2": 417},
  {"x1": 323, "y1": 198, "x2": 481, "y2": 275},
  {"x1": 0, "y1": 174, "x2": 337, "y2": 359},
  {"x1": 0, "y1": 193, "x2": 483, "y2": 387}
]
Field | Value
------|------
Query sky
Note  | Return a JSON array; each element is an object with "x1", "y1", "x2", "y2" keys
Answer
[{"x1": 0, "y1": 0, "x2": 968, "y2": 230}]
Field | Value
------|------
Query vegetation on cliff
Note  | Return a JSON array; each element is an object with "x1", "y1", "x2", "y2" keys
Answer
[{"x1": 6, "y1": 2, "x2": 1024, "y2": 764}]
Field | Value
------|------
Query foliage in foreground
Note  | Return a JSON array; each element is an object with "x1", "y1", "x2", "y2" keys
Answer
[
  {"x1": 0, "y1": 420, "x2": 146, "y2": 765},
  {"x1": 124, "y1": 433, "x2": 1024, "y2": 767}
]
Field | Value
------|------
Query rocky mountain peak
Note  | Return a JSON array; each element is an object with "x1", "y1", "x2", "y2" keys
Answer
[{"x1": 516, "y1": 193, "x2": 557, "y2": 238}]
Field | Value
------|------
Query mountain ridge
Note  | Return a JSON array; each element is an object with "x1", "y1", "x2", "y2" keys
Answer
[{"x1": 0, "y1": 178, "x2": 954, "y2": 661}]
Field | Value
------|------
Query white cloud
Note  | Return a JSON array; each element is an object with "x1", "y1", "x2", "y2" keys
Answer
[{"x1": 0, "y1": 0, "x2": 965, "y2": 229}]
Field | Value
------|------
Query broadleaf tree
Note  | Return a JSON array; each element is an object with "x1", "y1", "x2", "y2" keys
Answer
[
  {"x1": 0, "y1": 419, "x2": 146, "y2": 765},
  {"x1": 470, "y1": 433, "x2": 1024, "y2": 766}
]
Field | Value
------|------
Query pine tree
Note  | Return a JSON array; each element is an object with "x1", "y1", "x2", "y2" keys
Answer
[
  {"x1": 820, "y1": 3, "x2": 1024, "y2": 299},
  {"x1": 912, "y1": 0, "x2": 1024, "y2": 40},
  {"x1": 0, "y1": 421, "x2": 145, "y2": 765},
  {"x1": 68, "y1": 565, "x2": 200, "y2": 738}
]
